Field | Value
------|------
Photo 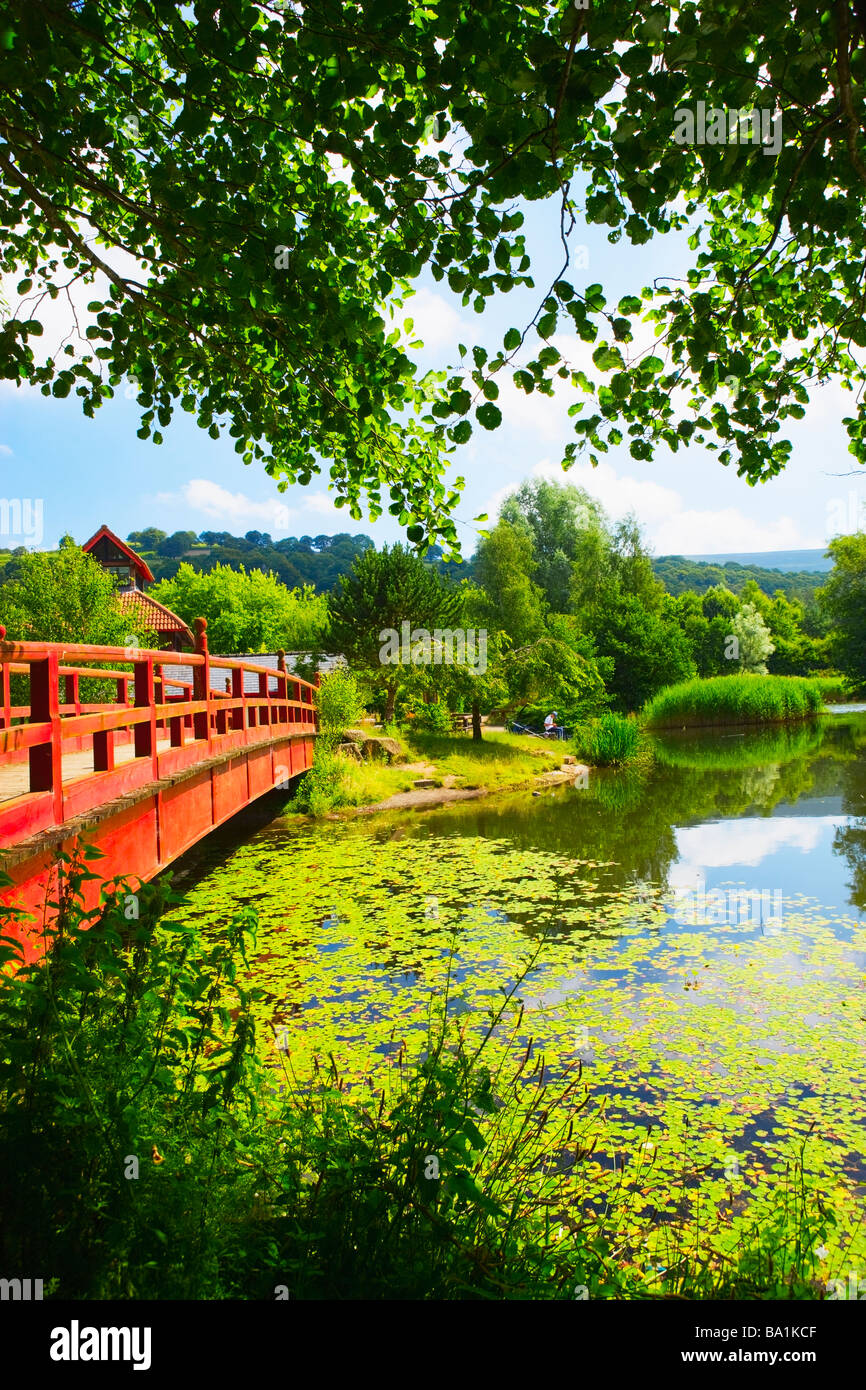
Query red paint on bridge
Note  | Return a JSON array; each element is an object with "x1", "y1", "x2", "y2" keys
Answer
[{"x1": 0, "y1": 619, "x2": 317, "y2": 961}]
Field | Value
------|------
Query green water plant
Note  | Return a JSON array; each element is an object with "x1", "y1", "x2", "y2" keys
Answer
[
  {"x1": 572, "y1": 711, "x2": 643, "y2": 766},
  {"x1": 642, "y1": 675, "x2": 824, "y2": 729}
]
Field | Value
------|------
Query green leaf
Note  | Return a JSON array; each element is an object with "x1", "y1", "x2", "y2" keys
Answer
[{"x1": 475, "y1": 402, "x2": 502, "y2": 429}]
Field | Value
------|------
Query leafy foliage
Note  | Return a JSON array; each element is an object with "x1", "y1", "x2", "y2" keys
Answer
[
  {"x1": 0, "y1": 536, "x2": 148, "y2": 646},
  {"x1": 728, "y1": 600, "x2": 775, "y2": 674},
  {"x1": 151, "y1": 562, "x2": 328, "y2": 653},
  {"x1": 4, "y1": 3, "x2": 866, "y2": 545},
  {"x1": 572, "y1": 711, "x2": 642, "y2": 766},
  {"x1": 819, "y1": 534, "x2": 866, "y2": 694},
  {"x1": 315, "y1": 665, "x2": 365, "y2": 743},
  {"x1": 328, "y1": 543, "x2": 462, "y2": 719}
]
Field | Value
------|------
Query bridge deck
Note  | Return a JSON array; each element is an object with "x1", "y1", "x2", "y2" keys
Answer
[{"x1": 0, "y1": 737, "x2": 174, "y2": 803}]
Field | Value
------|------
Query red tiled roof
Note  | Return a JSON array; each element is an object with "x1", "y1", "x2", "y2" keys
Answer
[
  {"x1": 117, "y1": 589, "x2": 194, "y2": 646},
  {"x1": 82, "y1": 523, "x2": 155, "y2": 584}
]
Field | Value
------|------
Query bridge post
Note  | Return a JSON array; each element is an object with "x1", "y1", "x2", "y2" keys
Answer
[
  {"x1": 28, "y1": 649, "x2": 64, "y2": 824},
  {"x1": 0, "y1": 627, "x2": 10, "y2": 732},
  {"x1": 277, "y1": 649, "x2": 287, "y2": 726},
  {"x1": 133, "y1": 652, "x2": 157, "y2": 777},
  {"x1": 231, "y1": 666, "x2": 244, "y2": 732},
  {"x1": 193, "y1": 618, "x2": 211, "y2": 747}
]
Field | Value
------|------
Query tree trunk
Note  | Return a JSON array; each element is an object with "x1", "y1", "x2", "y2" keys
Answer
[
  {"x1": 471, "y1": 699, "x2": 482, "y2": 741},
  {"x1": 385, "y1": 682, "x2": 397, "y2": 724}
]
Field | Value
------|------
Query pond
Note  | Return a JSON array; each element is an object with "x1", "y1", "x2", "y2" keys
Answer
[{"x1": 165, "y1": 711, "x2": 866, "y2": 1272}]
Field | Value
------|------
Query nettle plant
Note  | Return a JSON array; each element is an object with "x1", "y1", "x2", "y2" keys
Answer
[{"x1": 2, "y1": 3, "x2": 866, "y2": 552}]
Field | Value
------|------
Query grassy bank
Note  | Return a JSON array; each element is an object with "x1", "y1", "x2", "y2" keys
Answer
[
  {"x1": 642, "y1": 674, "x2": 824, "y2": 729},
  {"x1": 289, "y1": 729, "x2": 570, "y2": 816},
  {"x1": 0, "y1": 862, "x2": 836, "y2": 1300}
]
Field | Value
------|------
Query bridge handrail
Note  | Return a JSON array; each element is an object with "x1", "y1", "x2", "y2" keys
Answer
[{"x1": 0, "y1": 618, "x2": 318, "y2": 846}]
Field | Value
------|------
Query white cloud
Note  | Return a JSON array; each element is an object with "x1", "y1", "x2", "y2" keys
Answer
[
  {"x1": 401, "y1": 287, "x2": 471, "y2": 354},
  {"x1": 650, "y1": 506, "x2": 804, "y2": 555},
  {"x1": 155, "y1": 479, "x2": 294, "y2": 533},
  {"x1": 150, "y1": 479, "x2": 353, "y2": 534},
  {"x1": 303, "y1": 491, "x2": 340, "y2": 516},
  {"x1": 0, "y1": 444, "x2": 12, "y2": 456},
  {"x1": 670, "y1": 818, "x2": 834, "y2": 876}
]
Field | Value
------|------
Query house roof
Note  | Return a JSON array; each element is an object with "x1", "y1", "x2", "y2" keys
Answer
[
  {"x1": 117, "y1": 588, "x2": 194, "y2": 646},
  {"x1": 82, "y1": 523, "x2": 155, "y2": 584},
  {"x1": 161, "y1": 651, "x2": 343, "y2": 694}
]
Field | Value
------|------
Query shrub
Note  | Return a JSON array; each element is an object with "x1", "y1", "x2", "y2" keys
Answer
[
  {"x1": 642, "y1": 674, "x2": 824, "y2": 729},
  {"x1": 572, "y1": 712, "x2": 641, "y2": 766},
  {"x1": 316, "y1": 666, "x2": 365, "y2": 744},
  {"x1": 412, "y1": 700, "x2": 452, "y2": 734}
]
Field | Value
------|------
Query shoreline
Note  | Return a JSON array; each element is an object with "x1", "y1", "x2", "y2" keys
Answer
[{"x1": 322, "y1": 761, "x2": 592, "y2": 819}]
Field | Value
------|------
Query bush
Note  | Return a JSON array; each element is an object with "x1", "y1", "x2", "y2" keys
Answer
[
  {"x1": 0, "y1": 853, "x2": 266, "y2": 1299},
  {"x1": 642, "y1": 674, "x2": 824, "y2": 729},
  {"x1": 813, "y1": 674, "x2": 851, "y2": 703},
  {"x1": 571, "y1": 712, "x2": 641, "y2": 766},
  {"x1": 316, "y1": 666, "x2": 365, "y2": 744},
  {"x1": 412, "y1": 700, "x2": 452, "y2": 734}
]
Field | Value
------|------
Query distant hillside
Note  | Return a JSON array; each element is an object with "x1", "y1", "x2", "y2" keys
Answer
[
  {"x1": 653, "y1": 553, "x2": 829, "y2": 600},
  {"x1": 681, "y1": 548, "x2": 832, "y2": 573}
]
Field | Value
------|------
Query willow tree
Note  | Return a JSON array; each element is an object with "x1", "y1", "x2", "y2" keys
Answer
[{"x1": 2, "y1": 2, "x2": 866, "y2": 551}]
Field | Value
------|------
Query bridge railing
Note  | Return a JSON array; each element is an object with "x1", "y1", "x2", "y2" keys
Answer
[{"x1": 0, "y1": 618, "x2": 317, "y2": 847}]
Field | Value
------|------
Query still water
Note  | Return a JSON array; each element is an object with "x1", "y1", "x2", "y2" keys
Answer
[{"x1": 166, "y1": 712, "x2": 866, "y2": 1261}]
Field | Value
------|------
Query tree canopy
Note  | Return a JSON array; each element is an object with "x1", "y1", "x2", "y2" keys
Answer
[
  {"x1": 0, "y1": 536, "x2": 149, "y2": 646},
  {"x1": 327, "y1": 542, "x2": 462, "y2": 717},
  {"x1": 819, "y1": 534, "x2": 866, "y2": 691},
  {"x1": 3, "y1": 2, "x2": 866, "y2": 551},
  {"x1": 151, "y1": 561, "x2": 329, "y2": 651}
]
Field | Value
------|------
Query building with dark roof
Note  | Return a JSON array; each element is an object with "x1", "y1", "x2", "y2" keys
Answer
[{"x1": 82, "y1": 524, "x2": 194, "y2": 651}]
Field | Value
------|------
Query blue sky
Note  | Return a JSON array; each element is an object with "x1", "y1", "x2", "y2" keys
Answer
[{"x1": 1, "y1": 190, "x2": 863, "y2": 560}]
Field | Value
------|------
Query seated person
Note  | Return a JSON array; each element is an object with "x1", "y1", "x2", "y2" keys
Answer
[{"x1": 543, "y1": 710, "x2": 563, "y2": 739}]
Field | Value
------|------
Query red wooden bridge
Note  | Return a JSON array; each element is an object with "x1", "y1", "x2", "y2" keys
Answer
[{"x1": 0, "y1": 619, "x2": 317, "y2": 960}]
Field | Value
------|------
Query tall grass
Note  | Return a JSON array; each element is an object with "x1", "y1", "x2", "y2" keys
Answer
[
  {"x1": 813, "y1": 674, "x2": 852, "y2": 703},
  {"x1": 288, "y1": 744, "x2": 414, "y2": 815},
  {"x1": 642, "y1": 675, "x2": 824, "y2": 729},
  {"x1": 571, "y1": 712, "x2": 642, "y2": 766}
]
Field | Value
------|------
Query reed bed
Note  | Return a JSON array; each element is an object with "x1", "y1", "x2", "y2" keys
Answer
[{"x1": 642, "y1": 675, "x2": 824, "y2": 729}]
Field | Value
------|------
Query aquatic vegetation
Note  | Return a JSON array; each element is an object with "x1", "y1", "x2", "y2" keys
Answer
[
  {"x1": 166, "y1": 797, "x2": 866, "y2": 1293},
  {"x1": 572, "y1": 712, "x2": 644, "y2": 766},
  {"x1": 4, "y1": 808, "x2": 863, "y2": 1299},
  {"x1": 813, "y1": 675, "x2": 851, "y2": 703},
  {"x1": 9, "y1": 715, "x2": 864, "y2": 1299},
  {"x1": 643, "y1": 675, "x2": 824, "y2": 729}
]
